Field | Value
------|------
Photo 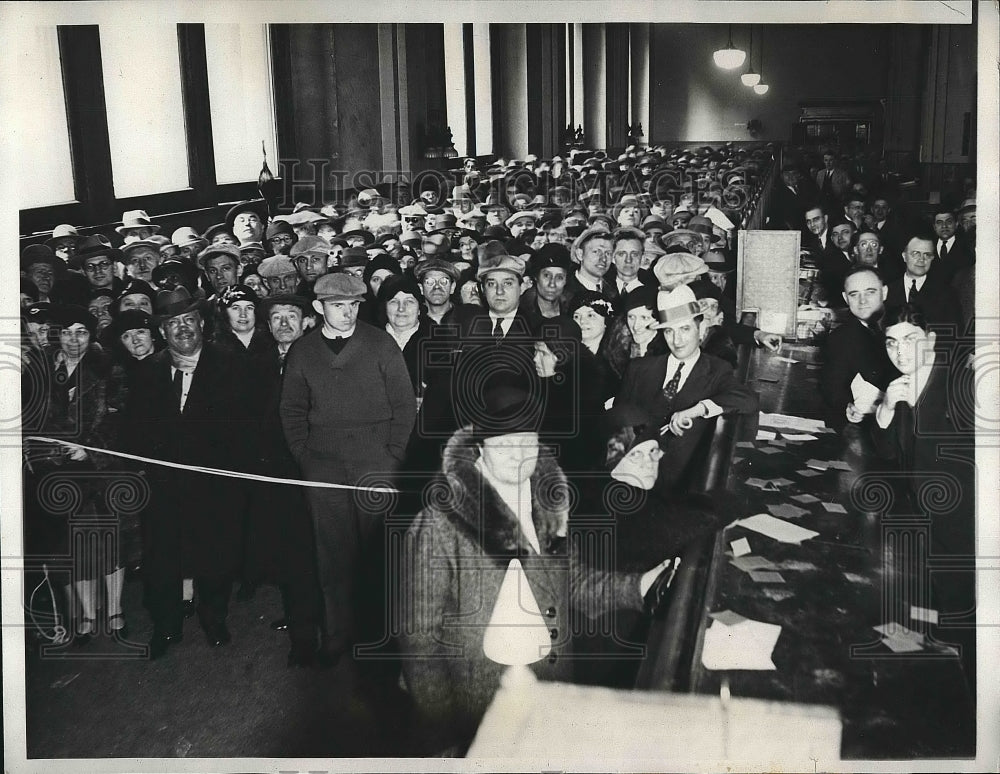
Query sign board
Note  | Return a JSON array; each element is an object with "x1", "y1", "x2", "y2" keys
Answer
[{"x1": 736, "y1": 230, "x2": 801, "y2": 339}]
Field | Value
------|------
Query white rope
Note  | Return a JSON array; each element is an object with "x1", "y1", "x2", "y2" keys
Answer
[
  {"x1": 24, "y1": 436, "x2": 400, "y2": 494},
  {"x1": 28, "y1": 564, "x2": 69, "y2": 645}
]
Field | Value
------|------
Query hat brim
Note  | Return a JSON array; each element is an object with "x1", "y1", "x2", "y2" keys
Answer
[
  {"x1": 154, "y1": 298, "x2": 204, "y2": 323},
  {"x1": 225, "y1": 201, "x2": 270, "y2": 231},
  {"x1": 116, "y1": 224, "x2": 162, "y2": 235}
]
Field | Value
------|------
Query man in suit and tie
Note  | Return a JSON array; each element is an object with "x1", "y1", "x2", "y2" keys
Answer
[
  {"x1": 816, "y1": 151, "x2": 852, "y2": 206},
  {"x1": 280, "y1": 273, "x2": 416, "y2": 667},
  {"x1": 884, "y1": 236, "x2": 963, "y2": 331},
  {"x1": 931, "y1": 206, "x2": 975, "y2": 285},
  {"x1": 123, "y1": 287, "x2": 253, "y2": 658},
  {"x1": 767, "y1": 163, "x2": 809, "y2": 231},
  {"x1": 816, "y1": 218, "x2": 855, "y2": 307},
  {"x1": 616, "y1": 284, "x2": 758, "y2": 495},
  {"x1": 611, "y1": 227, "x2": 648, "y2": 296},
  {"x1": 564, "y1": 226, "x2": 617, "y2": 302},
  {"x1": 819, "y1": 265, "x2": 898, "y2": 431},
  {"x1": 803, "y1": 205, "x2": 832, "y2": 253}
]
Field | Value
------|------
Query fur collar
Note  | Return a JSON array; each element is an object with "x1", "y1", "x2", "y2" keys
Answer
[{"x1": 439, "y1": 425, "x2": 569, "y2": 555}]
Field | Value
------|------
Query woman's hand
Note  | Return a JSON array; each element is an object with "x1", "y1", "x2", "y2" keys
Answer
[{"x1": 884, "y1": 375, "x2": 911, "y2": 408}]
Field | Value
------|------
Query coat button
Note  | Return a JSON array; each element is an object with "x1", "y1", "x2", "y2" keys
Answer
[
  {"x1": 549, "y1": 628, "x2": 558, "y2": 640},
  {"x1": 544, "y1": 607, "x2": 556, "y2": 618}
]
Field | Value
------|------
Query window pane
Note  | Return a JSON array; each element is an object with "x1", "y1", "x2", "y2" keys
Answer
[
  {"x1": 443, "y1": 24, "x2": 467, "y2": 158},
  {"x1": 16, "y1": 27, "x2": 75, "y2": 209},
  {"x1": 472, "y1": 24, "x2": 492, "y2": 156},
  {"x1": 204, "y1": 24, "x2": 278, "y2": 185},
  {"x1": 101, "y1": 25, "x2": 189, "y2": 198}
]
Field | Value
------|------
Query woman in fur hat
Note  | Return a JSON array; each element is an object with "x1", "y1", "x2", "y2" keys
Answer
[{"x1": 398, "y1": 387, "x2": 674, "y2": 755}]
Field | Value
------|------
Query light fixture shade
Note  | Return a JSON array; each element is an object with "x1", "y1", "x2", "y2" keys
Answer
[
  {"x1": 741, "y1": 71, "x2": 761, "y2": 87},
  {"x1": 753, "y1": 83, "x2": 770, "y2": 95},
  {"x1": 713, "y1": 47, "x2": 746, "y2": 70}
]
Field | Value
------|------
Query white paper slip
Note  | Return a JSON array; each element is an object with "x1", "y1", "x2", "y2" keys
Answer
[
  {"x1": 850, "y1": 373, "x2": 884, "y2": 413},
  {"x1": 873, "y1": 622, "x2": 924, "y2": 642},
  {"x1": 603, "y1": 397, "x2": 615, "y2": 410},
  {"x1": 821, "y1": 502, "x2": 848, "y2": 514},
  {"x1": 780, "y1": 433, "x2": 818, "y2": 441},
  {"x1": 749, "y1": 570, "x2": 786, "y2": 584},
  {"x1": 805, "y1": 459, "x2": 831, "y2": 470},
  {"x1": 771, "y1": 478, "x2": 794, "y2": 487},
  {"x1": 758, "y1": 412, "x2": 827, "y2": 433},
  {"x1": 882, "y1": 635, "x2": 924, "y2": 653},
  {"x1": 910, "y1": 606, "x2": 940, "y2": 624},
  {"x1": 768, "y1": 439, "x2": 787, "y2": 447},
  {"x1": 730, "y1": 555, "x2": 776, "y2": 573},
  {"x1": 736, "y1": 441, "x2": 755, "y2": 449},
  {"x1": 827, "y1": 460, "x2": 854, "y2": 471},
  {"x1": 709, "y1": 609, "x2": 748, "y2": 627},
  {"x1": 791, "y1": 493, "x2": 821, "y2": 504},
  {"x1": 701, "y1": 618, "x2": 781, "y2": 671},
  {"x1": 730, "y1": 537, "x2": 752, "y2": 557},
  {"x1": 737, "y1": 513, "x2": 820, "y2": 544},
  {"x1": 797, "y1": 469, "x2": 822, "y2": 478},
  {"x1": 756, "y1": 430, "x2": 777, "y2": 441},
  {"x1": 767, "y1": 503, "x2": 809, "y2": 520},
  {"x1": 758, "y1": 447, "x2": 783, "y2": 455}
]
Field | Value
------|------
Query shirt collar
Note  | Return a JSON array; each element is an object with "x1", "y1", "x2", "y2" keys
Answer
[
  {"x1": 666, "y1": 348, "x2": 701, "y2": 375},
  {"x1": 322, "y1": 325, "x2": 356, "y2": 339},
  {"x1": 575, "y1": 270, "x2": 602, "y2": 292}
]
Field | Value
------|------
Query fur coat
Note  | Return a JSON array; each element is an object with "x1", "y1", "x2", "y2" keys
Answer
[{"x1": 398, "y1": 425, "x2": 645, "y2": 754}]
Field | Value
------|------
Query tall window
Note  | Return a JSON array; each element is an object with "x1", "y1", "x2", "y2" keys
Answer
[
  {"x1": 472, "y1": 24, "x2": 493, "y2": 156},
  {"x1": 101, "y1": 25, "x2": 190, "y2": 198},
  {"x1": 16, "y1": 26, "x2": 75, "y2": 209},
  {"x1": 443, "y1": 24, "x2": 468, "y2": 157},
  {"x1": 205, "y1": 24, "x2": 278, "y2": 185}
]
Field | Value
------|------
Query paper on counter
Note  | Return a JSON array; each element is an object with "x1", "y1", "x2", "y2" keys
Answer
[
  {"x1": 806, "y1": 458, "x2": 831, "y2": 470},
  {"x1": 874, "y1": 622, "x2": 924, "y2": 642},
  {"x1": 882, "y1": 635, "x2": 924, "y2": 653},
  {"x1": 827, "y1": 460, "x2": 854, "y2": 471},
  {"x1": 797, "y1": 469, "x2": 823, "y2": 478},
  {"x1": 736, "y1": 441, "x2": 756, "y2": 449},
  {"x1": 767, "y1": 503, "x2": 810, "y2": 520},
  {"x1": 780, "y1": 433, "x2": 818, "y2": 441},
  {"x1": 821, "y1": 502, "x2": 848, "y2": 514},
  {"x1": 771, "y1": 478, "x2": 794, "y2": 487},
  {"x1": 910, "y1": 606, "x2": 939, "y2": 624},
  {"x1": 730, "y1": 537, "x2": 752, "y2": 557},
  {"x1": 758, "y1": 447, "x2": 783, "y2": 455},
  {"x1": 730, "y1": 555, "x2": 777, "y2": 572},
  {"x1": 736, "y1": 513, "x2": 820, "y2": 544},
  {"x1": 791, "y1": 493, "x2": 821, "y2": 503},
  {"x1": 709, "y1": 609, "x2": 748, "y2": 626},
  {"x1": 768, "y1": 439, "x2": 787, "y2": 447},
  {"x1": 756, "y1": 430, "x2": 777, "y2": 441},
  {"x1": 850, "y1": 373, "x2": 884, "y2": 413},
  {"x1": 701, "y1": 618, "x2": 782, "y2": 671},
  {"x1": 759, "y1": 412, "x2": 828, "y2": 433},
  {"x1": 749, "y1": 570, "x2": 786, "y2": 584}
]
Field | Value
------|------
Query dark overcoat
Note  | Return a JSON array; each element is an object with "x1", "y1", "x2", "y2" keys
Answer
[{"x1": 121, "y1": 343, "x2": 252, "y2": 581}]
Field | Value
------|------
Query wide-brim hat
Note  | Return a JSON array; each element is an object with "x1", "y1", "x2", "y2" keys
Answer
[
  {"x1": 171, "y1": 227, "x2": 207, "y2": 250},
  {"x1": 154, "y1": 287, "x2": 204, "y2": 321},
  {"x1": 197, "y1": 244, "x2": 242, "y2": 269},
  {"x1": 687, "y1": 216, "x2": 724, "y2": 246},
  {"x1": 651, "y1": 284, "x2": 702, "y2": 328},
  {"x1": 957, "y1": 198, "x2": 976, "y2": 214},
  {"x1": 45, "y1": 224, "x2": 81, "y2": 249},
  {"x1": 69, "y1": 235, "x2": 123, "y2": 270},
  {"x1": 203, "y1": 223, "x2": 236, "y2": 243},
  {"x1": 21, "y1": 244, "x2": 68, "y2": 275},
  {"x1": 340, "y1": 246, "x2": 369, "y2": 268},
  {"x1": 116, "y1": 210, "x2": 161, "y2": 235},
  {"x1": 703, "y1": 250, "x2": 736, "y2": 274},
  {"x1": 340, "y1": 229, "x2": 375, "y2": 246},
  {"x1": 225, "y1": 200, "x2": 269, "y2": 232}
]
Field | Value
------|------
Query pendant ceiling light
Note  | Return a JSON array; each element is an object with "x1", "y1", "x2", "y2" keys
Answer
[
  {"x1": 713, "y1": 24, "x2": 747, "y2": 70},
  {"x1": 741, "y1": 26, "x2": 761, "y2": 87},
  {"x1": 753, "y1": 26, "x2": 769, "y2": 94}
]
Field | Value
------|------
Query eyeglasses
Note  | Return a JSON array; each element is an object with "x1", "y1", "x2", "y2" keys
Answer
[
  {"x1": 858, "y1": 240, "x2": 880, "y2": 248},
  {"x1": 422, "y1": 277, "x2": 452, "y2": 288},
  {"x1": 84, "y1": 261, "x2": 113, "y2": 272}
]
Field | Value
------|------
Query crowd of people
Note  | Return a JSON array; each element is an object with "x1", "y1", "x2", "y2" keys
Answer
[{"x1": 18, "y1": 141, "x2": 977, "y2": 754}]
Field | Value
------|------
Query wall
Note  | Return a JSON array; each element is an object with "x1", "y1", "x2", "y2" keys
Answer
[{"x1": 649, "y1": 24, "x2": 900, "y2": 143}]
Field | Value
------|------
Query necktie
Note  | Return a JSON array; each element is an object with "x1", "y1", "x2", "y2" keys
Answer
[
  {"x1": 822, "y1": 171, "x2": 832, "y2": 195},
  {"x1": 173, "y1": 368, "x2": 184, "y2": 410},
  {"x1": 908, "y1": 279, "x2": 918, "y2": 303},
  {"x1": 493, "y1": 317, "x2": 504, "y2": 343},
  {"x1": 662, "y1": 362, "x2": 685, "y2": 406},
  {"x1": 939, "y1": 241, "x2": 948, "y2": 261}
]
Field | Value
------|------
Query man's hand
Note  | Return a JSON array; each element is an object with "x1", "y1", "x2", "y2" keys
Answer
[
  {"x1": 845, "y1": 402, "x2": 865, "y2": 424},
  {"x1": 64, "y1": 443, "x2": 88, "y2": 462},
  {"x1": 664, "y1": 405, "x2": 703, "y2": 437},
  {"x1": 754, "y1": 329, "x2": 783, "y2": 352}
]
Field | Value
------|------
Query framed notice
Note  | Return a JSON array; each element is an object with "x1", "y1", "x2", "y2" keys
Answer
[{"x1": 736, "y1": 230, "x2": 801, "y2": 338}]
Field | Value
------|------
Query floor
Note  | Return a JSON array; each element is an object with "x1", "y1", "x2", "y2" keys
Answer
[{"x1": 21, "y1": 577, "x2": 416, "y2": 760}]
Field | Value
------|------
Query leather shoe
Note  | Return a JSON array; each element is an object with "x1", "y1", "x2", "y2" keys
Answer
[
  {"x1": 203, "y1": 622, "x2": 232, "y2": 647},
  {"x1": 270, "y1": 617, "x2": 289, "y2": 632},
  {"x1": 149, "y1": 632, "x2": 183, "y2": 660},
  {"x1": 182, "y1": 599, "x2": 195, "y2": 619}
]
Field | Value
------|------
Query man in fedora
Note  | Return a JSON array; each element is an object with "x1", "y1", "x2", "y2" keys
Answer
[
  {"x1": 45, "y1": 224, "x2": 82, "y2": 263},
  {"x1": 280, "y1": 273, "x2": 416, "y2": 667},
  {"x1": 226, "y1": 201, "x2": 269, "y2": 247},
  {"x1": 122, "y1": 286, "x2": 253, "y2": 658},
  {"x1": 122, "y1": 240, "x2": 164, "y2": 283},
  {"x1": 117, "y1": 210, "x2": 161, "y2": 244},
  {"x1": 21, "y1": 244, "x2": 67, "y2": 303},
  {"x1": 617, "y1": 284, "x2": 758, "y2": 496},
  {"x1": 171, "y1": 227, "x2": 208, "y2": 263},
  {"x1": 73, "y1": 236, "x2": 124, "y2": 295}
]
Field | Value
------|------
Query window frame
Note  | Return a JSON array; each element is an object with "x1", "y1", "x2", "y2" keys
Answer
[{"x1": 19, "y1": 23, "x2": 274, "y2": 236}]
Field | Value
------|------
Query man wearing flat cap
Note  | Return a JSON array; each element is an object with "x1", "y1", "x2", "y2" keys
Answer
[
  {"x1": 617, "y1": 284, "x2": 759, "y2": 496},
  {"x1": 199, "y1": 245, "x2": 242, "y2": 298},
  {"x1": 289, "y1": 235, "x2": 331, "y2": 291},
  {"x1": 280, "y1": 272, "x2": 416, "y2": 667},
  {"x1": 266, "y1": 221, "x2": 297, "y2": 256},
  {"x1": 121, "y1": 286, "x2": 253, "y2": 658},
  {"x1": 414, "y1": 258, "x2": 461, "y2": 325},
  {"x1": 565, "y1": 226, "x2": 617, "y2": 303}
]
